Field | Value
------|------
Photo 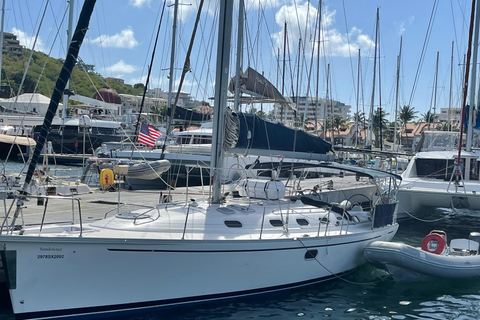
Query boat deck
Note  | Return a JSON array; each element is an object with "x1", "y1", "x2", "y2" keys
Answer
[{"x1": 0, "y1": 174, "x2": 375, "y2": 227}]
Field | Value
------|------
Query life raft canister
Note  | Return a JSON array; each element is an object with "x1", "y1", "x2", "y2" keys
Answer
[
  {"x1": 421, "y1": 230, "x2": 447, "y2": 254},
  {"x1": 99, "y1": 168, "x2": 114, "y2": 189}
]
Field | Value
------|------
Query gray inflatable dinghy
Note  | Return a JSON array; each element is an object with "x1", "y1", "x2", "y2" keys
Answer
[{"x1": 364, "y1": 230, "x2": 480, "y2": 281}]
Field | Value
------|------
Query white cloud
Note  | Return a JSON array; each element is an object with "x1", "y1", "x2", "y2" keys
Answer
[
  {"x1": 105, "y1": 60, "x2": 137, "y2": 75},
  {"x1": 129, "y1": 0, "x2": 151, "y2": 7},
  {"x1": 398, "y1": 22, "x2": 406, "y2": 35},
  {"x1": 12, "y1": 27, "x2": 45, "y2": 52},
  {"x1": 90, "y1": 28, "x2": 139, "y2": 49},
  {"x1": 271, "y1": 4, "x2": 374, "y2": 58}
]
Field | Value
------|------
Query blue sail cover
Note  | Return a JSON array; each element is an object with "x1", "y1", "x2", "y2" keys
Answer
[
  {"x1": 463, "y1": 105, "x2": 480, "y2": 130},
  {"x1": 229, "y1": 112, "x2": 333, "y2": 161}
]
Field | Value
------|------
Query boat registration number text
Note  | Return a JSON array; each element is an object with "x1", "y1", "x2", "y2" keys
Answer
[{"x1": 37, "y1": 254, "x2": 64, "y2": 259}]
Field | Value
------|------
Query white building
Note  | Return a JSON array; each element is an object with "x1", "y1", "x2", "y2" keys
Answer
[
  {"x1": 437, "y1": 107, "x2": 462, "y2": 122},
  {"x1": 147, "y1": 88, "x2": 195, "y2": 109},
  {"x1": 0, "y1": 93, "x2": 62, "y2": 116},
  {"x1": 273, "y1": 96, "x2": 351, "y2": 126}
]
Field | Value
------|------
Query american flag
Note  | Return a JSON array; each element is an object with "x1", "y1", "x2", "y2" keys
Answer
[{"x1": 138, "y1": 123, "x2": 162, "y2": 147}]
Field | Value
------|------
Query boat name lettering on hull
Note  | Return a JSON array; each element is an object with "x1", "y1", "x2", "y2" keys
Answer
[{"x1": 39, "y1": 247, "x2": 63, "y2": 252}]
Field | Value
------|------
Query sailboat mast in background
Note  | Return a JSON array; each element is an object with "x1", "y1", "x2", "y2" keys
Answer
[
  {"x1": 368, "y1": 7, "x2": 379, "y2": 148},
  {"x1": 393, "y1": 37, "x2": 402, "y2": 151}
]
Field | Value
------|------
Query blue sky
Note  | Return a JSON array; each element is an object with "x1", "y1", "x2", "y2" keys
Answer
[{"x1": 4, "y1": 0, "x2": 475, "y2": 121}]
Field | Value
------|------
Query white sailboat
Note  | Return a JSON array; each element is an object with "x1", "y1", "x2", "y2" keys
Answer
[{"x1": 0, "y1": 1, "x2": 399, "y2": 319}]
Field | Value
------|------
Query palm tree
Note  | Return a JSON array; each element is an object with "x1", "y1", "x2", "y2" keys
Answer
[
  {"x1": 352, "y1": 111, "x2": 366, "y2": 145},
  {"x1": 437, "y1": 121, "x2": 458, "y2": 131},
  {"x1": 353, "y1": 111, "x2": 366, "y2": 124},
  {"x1": 422, "y1": 110, "x2": 437, "y2": 128},
  {"x1": 297, "y1": 113, "x2": 313, "y2": 131},
  {"x1": 372, "y1": 108, "x2": 389, "y2": 148},
  {"x1": 398, "y1": 105, "x2": 417, "y2": 147},
  {"x1": 320, "y1": 120, "x2": 333, "y2": 141},
  {"x1": 332, "y1": 116, "x2": 348, "y2": 145}
]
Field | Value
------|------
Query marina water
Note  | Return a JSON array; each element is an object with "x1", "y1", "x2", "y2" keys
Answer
[{"x1": 1, "y1": 162, "x2": 480, "y2": 319}]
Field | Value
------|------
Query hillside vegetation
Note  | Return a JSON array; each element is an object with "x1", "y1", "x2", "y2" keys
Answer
[{"x1": 1, "y1": 49, "x2": 143, "y2": 99}]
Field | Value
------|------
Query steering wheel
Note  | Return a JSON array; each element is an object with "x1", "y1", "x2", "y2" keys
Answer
[{"x1": 346, "y1": 193, "x2": 373, "y2": 211}]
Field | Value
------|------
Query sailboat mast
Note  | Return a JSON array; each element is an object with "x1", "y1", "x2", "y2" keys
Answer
[
  {"x1": 166, "y1": 0, "x2": 179, "y2": 136},
  {"x1": 325, "y1": 63, "x2": 330, "y2": 142},
  {"x1": 432, "y1": 51, "x2": 439, "y2": 130},
  {"x1": 62, "y1": 0, "x2": 74, "y2": 126},
  {"x1": 233, "y1": 0, "x2": 244, "y2": 112},
  {"x1": 281, "y1": 22, "x2": 286, "y2": 123},
  {"x1": 448, "y1": 41, "x2": 454, "y2": 132},
  {"x1": 0, "y1": 0, "x2": 5, "y2": 93},
  {"x1": 369, "y1": 7, "x2": 379, "y2": 148},
  {"x1": 393, "y1": 37, "x2": 402, "y2": 151},
  {"x1": 355, "y1": 49, "x2": 360, "y2": 147},
  {"x1": 211, "y1": 0, "x2": 233, "y2": 204},
  {"x1": 314, "y1": 0, "x2": 322, "y2": 136},
  {"x1": 467, "y1": 0, "x2": 480, "y2": 151},
  {"x1": 457, "y1": 0, "x2": 477, "y2": 166},
  {"x1": 378, "y1": 14, "x2": 383, "y2": 151}
]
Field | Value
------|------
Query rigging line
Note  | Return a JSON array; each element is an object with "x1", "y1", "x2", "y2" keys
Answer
[
  {"x1": 161, "y1": 0, "x2": 205, "y2": 159},
  {"x1": 254, "y1": 1, "x2": 262, "y2": 71},
  {"x1": 190, "y1": 15, "x2": 209, "y2": 102},
  {"x1": 303, "y1": 1, "x2": 321, "y2": 129},
  {"x1": 408, "y1": 0, "x2": 439, "y2": 107},
  {"x1": 257, "y1": 3, "x2": 279, "y2": 64},
  {"x1": 12, "y1": 1, "x2": 49, "y2": 101},
  {"x1": 450, "y1": 0, "x2": 462, "y2": 63},
  {"x1": 131, "y1": 0, "x2": 167, "y2": 152},
  {"x1": 33, "y1": 5, "x2": 69, "y2": 96},
  {"x1": 43, "y1": 0, "x2": 66, "y2": 55},
  {"x1": 200, "y1": 3, "x2": 218, "y2": 108},
  {"x1": 4, "y1": 3, "x2": 69, "y2": 168},
  {"x1": 99, "y1": 1, "x2": 112, "y2": 77},
  {"x1": 189, "y1": 11, "x2": 209, "y2": 101},
  {"x1": 287, "y1": 27, "x2": 296, "y2": 98},
  {"x1": 341, "y1": 0, "x2": 357, "y2": 102},
  {"x1": 292, "y1": 0, "x2": 303, "y2": 42}
]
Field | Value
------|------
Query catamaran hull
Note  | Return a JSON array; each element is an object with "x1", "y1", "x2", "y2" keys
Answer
[
  {"x1": 396, "y1": 182, "x2": 480, "y2": 218},
  {"x1": 1, "y1": 226, "x2": 397, "y2": 319}
]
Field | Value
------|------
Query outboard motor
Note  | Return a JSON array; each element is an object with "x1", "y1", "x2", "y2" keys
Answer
[{"x1": 469, "y1": 232, "x2": 480, "y2": 244}]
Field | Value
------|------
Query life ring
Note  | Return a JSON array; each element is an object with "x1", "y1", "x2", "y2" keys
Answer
[
  {"x1": 421, "y1": 231, "x2": 447, "y2": 254},
  {"x1": 99, "y1": 168, "x2": 114, "y2": 189}
]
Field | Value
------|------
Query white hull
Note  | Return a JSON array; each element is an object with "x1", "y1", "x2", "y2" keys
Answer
[
  {"x1": 397, "y1": 147, "x2": 480, "y2": 218},
  {"x1": 397, "y1": 179, "x2": 480, "y2": 217},
  {"x1": 0, "y1": 199, "x2": 398, "y2": 319}
]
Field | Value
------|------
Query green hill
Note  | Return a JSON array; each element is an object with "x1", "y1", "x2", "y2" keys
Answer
[{"x1": 0, "y1": 49, "x2": 143, "y2": 99}]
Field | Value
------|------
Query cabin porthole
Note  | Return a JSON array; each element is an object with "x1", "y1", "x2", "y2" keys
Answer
[
  {"x1": 304, "y1": 249, "x2": 318, "y2": 260},
  {"x1": 296, "y1": 218, "x2": 309, "y2": 226},
  {"x1": 269, "y1": 219, "x2": 284, "y2": 227},
  {"x1": 224, "y1": 220, "x2": 242, "y2": 228}
]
